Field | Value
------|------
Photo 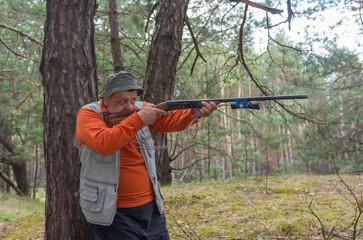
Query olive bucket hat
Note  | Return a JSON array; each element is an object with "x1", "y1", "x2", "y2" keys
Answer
[{"x1": 99, "y1": 71, "x2": 144, "y2": 98}]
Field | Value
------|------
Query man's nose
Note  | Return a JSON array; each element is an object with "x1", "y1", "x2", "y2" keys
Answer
[{"x1": 124, "y1": 102, "x2": 133, "y2": 110}]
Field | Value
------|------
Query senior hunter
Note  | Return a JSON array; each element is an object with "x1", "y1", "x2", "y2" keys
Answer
[{"x1": 74, "y1": 71, "x2": 217, "y2": 239}]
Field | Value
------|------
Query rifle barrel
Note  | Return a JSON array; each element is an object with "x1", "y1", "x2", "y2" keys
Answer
[
  {"x1": 166, "y1": 94, "x2": 308, "y2": 104},
  {"x1": 165, "y1": 94, "x2": 308, "y2": 110}
]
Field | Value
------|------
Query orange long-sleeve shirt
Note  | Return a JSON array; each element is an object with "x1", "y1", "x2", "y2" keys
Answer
[{"x1": 76, "y1": 100, "x2": 199, "y2": 208}]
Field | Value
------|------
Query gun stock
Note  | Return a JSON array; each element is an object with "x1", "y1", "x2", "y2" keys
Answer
[
  {"x1": 104, "y1": 102, "x2": 170, "y2": 128},
  {"x1": 104, "y1": 110, "x2": 137, "y2": 128},
  {"x1": 104, "y1": 94, "x2": 308, "y2": 127}
]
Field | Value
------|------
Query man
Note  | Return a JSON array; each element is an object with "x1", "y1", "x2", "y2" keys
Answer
[{"x1": 75, "y1": 71, "x2": 217, "y2": 239}]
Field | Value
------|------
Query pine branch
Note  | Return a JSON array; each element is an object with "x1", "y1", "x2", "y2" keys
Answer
[{"x1": 0, "y1": 23, "x2": 43, "y2": 46}]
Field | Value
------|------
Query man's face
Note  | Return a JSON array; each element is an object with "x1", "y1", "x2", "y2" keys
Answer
[{"x1": 103, "y1": 90, "x2": 138, "y2": 113}]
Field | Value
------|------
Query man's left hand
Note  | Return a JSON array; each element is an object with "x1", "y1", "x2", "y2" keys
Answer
[{"x1": 192, "y1": 101, "x2": 218, "y2": 118}]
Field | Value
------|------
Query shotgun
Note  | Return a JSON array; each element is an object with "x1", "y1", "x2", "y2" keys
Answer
[{"x1": 104, "y1": 94, "x2": 308, "y2": 127}]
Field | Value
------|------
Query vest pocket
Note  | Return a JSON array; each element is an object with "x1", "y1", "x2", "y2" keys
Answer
[
  {"x1": 78, "y1": 179, "x2": 117, "y2": 225},
  {"x1": 79, "y1": 179, "x2": 106, "y2": 212}
]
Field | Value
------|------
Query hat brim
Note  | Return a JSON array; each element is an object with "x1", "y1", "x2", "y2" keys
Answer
[{"x1": 99, "y1": 87, "x2": 144, "y2": 98}]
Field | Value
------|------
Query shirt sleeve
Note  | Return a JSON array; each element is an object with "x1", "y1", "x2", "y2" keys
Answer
[
  {"x1": 149, "y1": 108, "x2": 200, "y2": 133},
  {"x1": 76, "y1": 108, "x2": 145, "y2": 155}
]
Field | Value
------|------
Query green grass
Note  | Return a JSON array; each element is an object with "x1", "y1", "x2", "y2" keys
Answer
[
  {"x1": 163, "y1": 175, "x2": 363, "y2": 239},
  {"x1": 0, "y1": 175, "x2": 362, "y2": 239},
  {"x1": 0, "y1": 192, "x2": 45, "y2": 239}
]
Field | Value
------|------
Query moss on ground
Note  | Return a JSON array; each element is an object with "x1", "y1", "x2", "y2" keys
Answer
[
  {"x1": 0, "y1": 193, "x2": 45, "y2": 239},
  {"x1": 163, "y1": 175, "x2": 362, "y2": 239},
  {"x1": 0, "y1": 175, "x2": 361, "y2": 239}
]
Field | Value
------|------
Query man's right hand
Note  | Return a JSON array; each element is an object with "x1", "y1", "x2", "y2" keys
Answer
[{"x1": 137, "y1": 104, "x2": 168, "y2": 125}]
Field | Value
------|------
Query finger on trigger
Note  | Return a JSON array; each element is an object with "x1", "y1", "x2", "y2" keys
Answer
[{"x1": 156, "y1": 108, "x2": 168, "y2": 116}]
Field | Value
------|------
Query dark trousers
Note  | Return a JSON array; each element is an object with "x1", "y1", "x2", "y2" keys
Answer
[{"x1": 87, "y1": 200, "x2": 170, "y2": 240}]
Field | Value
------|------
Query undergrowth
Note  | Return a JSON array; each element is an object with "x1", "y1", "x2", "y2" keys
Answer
[
  {"x1": 0, "y1": 193, "x2": 45, "y2": 239},
  {"x1": 0, "y1": 175, "x2": 361, "y2": 239}
]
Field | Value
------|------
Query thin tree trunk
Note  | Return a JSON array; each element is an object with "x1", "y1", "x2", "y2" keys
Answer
[
  {"x1": 287, "y1": 129, "x2": 293, "y2": 167},
  {"x1": 108, "y1": 0, "x2": 123, "y2": 72},
  {"x1": 40, "y1": 0, "x2": 98, "y2": 238},
  {"x1": 226, "y1": 86, "x2": 233, "y2": 179},
  {"x1": 32, "y1": 144, "x2": 39, "y2": 199},
  {"x1": 218, "y1": 62, "x2": 226, "y2": 180}
]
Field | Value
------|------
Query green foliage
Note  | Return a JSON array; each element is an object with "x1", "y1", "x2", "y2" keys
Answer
[
  {"x1": 0, "y1": 0, "x2": 45, "y2": 159},
  {"x1": 95, "y1": 0, "x2": 152, "y2": 87},
  {"x1": 296, "y1": 47, "x2": 362, "y2": 172}
]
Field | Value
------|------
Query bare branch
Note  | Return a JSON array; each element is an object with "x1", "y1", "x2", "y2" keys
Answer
[
  {"x1": 177, "y1": 46, "x2": 195, "y2": 71},
  {"x1": 286, "y1": 0, "x2": 294, "y2": 30},
  {"x1": 15, "y1": 90, "x2": 34, "y2": 109},
  {"x1": 216, "y1": 105, "x2": 259, "y2": 132},
  {"x1": 185, "y1": 16, "x2": 206, "y2": 75},
  {"x1": 169, "y1": 143, "x2": 194, "y2": 162},
  {"x1": 334, "y1": 171, "x2": 363, "y2": 239},
  {"x1": 308, "y1": 200, "x2": 329, "y2": 239},
  {"x1": 266, "y1": 12, "x2": 302, "y2": 53},
  {"x1": 179, "y1": 3, "x2": 221, "y2": 73},
  {"x1": 0, "y1": 168, "x2": 24, "y2": 196},
  {"x1": 236, "y1": 5, "x2": 320, "y2": 124},
  {"x1": 230, "y1": 0, "x2": 283, "y2": 15},
  {"x1": 0, "y1": 37, "x2": 27, "y2": 59}
]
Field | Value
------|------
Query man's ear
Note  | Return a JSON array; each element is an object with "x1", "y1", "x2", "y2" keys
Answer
[{"x1": 103, "y1": 97, "x2": 109, "y2": 106}]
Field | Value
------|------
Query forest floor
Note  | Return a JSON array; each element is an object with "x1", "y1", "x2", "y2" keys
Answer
[{"x1": 0, "y1": 174, "x2": 362, "y2": 239}]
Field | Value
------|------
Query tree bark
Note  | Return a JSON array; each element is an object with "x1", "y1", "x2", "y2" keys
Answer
[
  {"x1": 40, "y1": 0, "x2": 98, "y2": 239},
  {"x1": 108, "y1": 0, "x2": 124, "y2": 72},
  {"x1": 143, "y1": 0, "x2": 190, "y2": 185}
]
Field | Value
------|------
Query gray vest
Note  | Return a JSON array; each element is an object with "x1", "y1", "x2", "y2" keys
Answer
[{"x1": 74, "y1": 101, "x2": 163, "y2": 226}]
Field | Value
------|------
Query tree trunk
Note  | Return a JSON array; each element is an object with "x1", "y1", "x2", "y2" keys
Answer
[
  {"x1": 32, "y1": 144, "x2": 39, "y2": 199},
  {"x1": 0, "y1": 168, "x2": 24, "y2": 196},
  {"x1": 11, "y1": 159, "x2": 29, "y2": 195},
  {"x1": 5, "y1": 165, "x2": 10, "y2": 193},
  {"x1": 108, "y1": 0, "x2": 123, "y2": 72},
  {"x1": 0, "y1": 128, "x2": 29, "y2": 195},
  {"x1": 0, "y1": 155, "x2": 29, "y2": 195},
  {"x1": 143, "y1": 0, "x2": 189, "y2": 185},
  {"x1": 40, "y1": 0, "x2": 98, "y2": 239}
]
